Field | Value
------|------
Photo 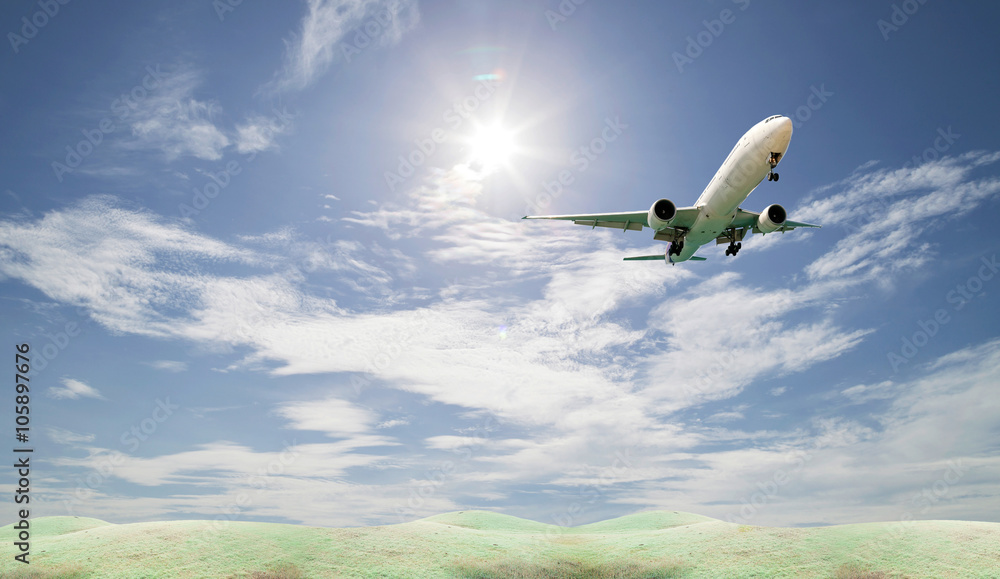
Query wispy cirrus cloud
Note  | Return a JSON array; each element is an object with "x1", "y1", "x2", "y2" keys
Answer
[
  {"x1": 796, "y1": 151, "x2": 1000, "y2": 281},
  {"x1": 39, "y1": 339, "x2": 1000, "y2": 526},
  {"x1": 47, "y1": 378, "x2": 105, "y2": 400},
  {"x1": 7, "y1": 152, "x2": 1000, "y2": 526},
  {"x1": 268, "y1": 0, "x2": 420, "y2": 93},
  {"x1": 48, "y1": 427, "x2": 96, "y2": 445},
  {"x1": 84, "y1": 66, "x2": 293, "y2": 170},
  {"x1": 234, "y1": 113, "x2": 289, "y2": 154},
  {"x1": 0, "y1": 196, "x2": 266, "y2": 338},
  {"x1": 121, "y1": 67, "x2": 231, "y2": 161},
  {"x1": 147, "y1": 360, "x2": 188, "y2": 372}
]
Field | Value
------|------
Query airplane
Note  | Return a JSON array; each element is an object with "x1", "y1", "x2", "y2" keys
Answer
[{"x1": 523, "y1": 115, "x2": 819, "y2": 263}]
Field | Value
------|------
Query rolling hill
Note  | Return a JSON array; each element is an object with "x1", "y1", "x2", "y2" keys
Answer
[{"x1": 2, "y1": 510, "x2": 998, "y2": 578}]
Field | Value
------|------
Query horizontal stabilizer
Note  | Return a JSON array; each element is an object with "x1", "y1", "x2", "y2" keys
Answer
[{"x1": 623, "y1": 255, "x2": 707, "y2": 262}]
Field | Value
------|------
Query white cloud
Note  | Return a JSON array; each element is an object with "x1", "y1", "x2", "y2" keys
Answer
[
  {"x1": 234, "y1": 114, "x2": 289, "y2": 154},
  {"x1": 841, "y1": 380, "x2": 898, "y2": 404},
  {"x1": 706, "y1": 406, "x2": 749, "y2": 423},
  {"x1": 122, "y1": 68, "x2": 230, "y2": 161},
  {"x1": 269, "y1": 0, "x2": 420, "y2": 92},
  {"x1": 796, "y1": 151, "x2": 1000, "y2": 282},
  {"x1": 188, "y1": 405, "x2": 242, "y2": 419},
  {"x1": 276, "y1": 397, "x2": 382, "y2": 438},
  {"x1": 0, "y1": 196, "x2": 265, "y2": 339},
  {"x1": 47, "y1": 378, "x2": 105, "y2": 400},
  {"x1": 10, "y1": 152, "x2": 1000, "y2": 527},
  {"x1": 641, "y1": 275, "x2": 872, "y2": 409},
  {"x1": 48, "y1": 427, "x2": 96, "y2": 445},
  {"x1": 612, "y1": 339, "x2": 1000, "y2": 526},
  {"x1": 49, "y1": 438, "x2": 392, "y2": 487},
  {"x1": 147, "y1": 360, "x2": 188, "y2": 372}
]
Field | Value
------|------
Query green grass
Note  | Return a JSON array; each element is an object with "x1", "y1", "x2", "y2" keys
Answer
[
  {"x1": 451, "y1": 556, "x2": 689, "y2": 578},
  {"x1": 2, "y1": 511, "x2": 999, "y2": 578}
]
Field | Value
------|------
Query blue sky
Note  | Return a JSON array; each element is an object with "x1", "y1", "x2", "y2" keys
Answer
[{"x1": 2, "y1": 0, "x2": 999, "y2": 529}]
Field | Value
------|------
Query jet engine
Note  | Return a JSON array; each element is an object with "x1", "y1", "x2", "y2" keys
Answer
[
  {"x1": 756, "y1": 203, "x2": 787, "y2": 233},
  {"x1": 647, "y1": 199, "x2": 677, "y2": 231}
]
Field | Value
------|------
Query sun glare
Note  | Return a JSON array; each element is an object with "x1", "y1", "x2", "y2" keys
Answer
[{"x1": 470, "y1": 124, "x2": 516, "y2": 169}]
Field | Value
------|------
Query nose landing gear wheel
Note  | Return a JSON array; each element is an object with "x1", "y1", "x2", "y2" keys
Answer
[{"x1": 767, "y1": 152, "x2": 781, "y2": 182}]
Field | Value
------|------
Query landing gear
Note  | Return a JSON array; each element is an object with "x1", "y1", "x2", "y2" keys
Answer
[
  {"x1": 767, "y1": 152, "x2": 781, "y2": 182},
  {"x1": 668, "y1": 240, "x2": 684, "y2": 256},
  {"x1": 724, "y1": 228, "x2": 742, "y2": 256}
]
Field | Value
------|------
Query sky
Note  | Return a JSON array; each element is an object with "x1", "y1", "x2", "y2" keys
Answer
[{"x1": 1, "y1": 0, "x2": 999, "y2": 530}]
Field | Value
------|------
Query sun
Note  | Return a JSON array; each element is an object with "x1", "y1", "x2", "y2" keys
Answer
[{"x1": 469, "y1": 124, "x2": 516, "y2": 169}]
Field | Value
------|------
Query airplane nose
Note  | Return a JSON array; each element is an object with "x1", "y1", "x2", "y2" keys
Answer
[{"x1": 770, "y1": 116, "x2": 793, "y2": 150}]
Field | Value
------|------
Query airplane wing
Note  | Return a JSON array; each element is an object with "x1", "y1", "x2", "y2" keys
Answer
[
  {"x1": 715, "y1": 208, "x2": 820, "y2": 245},
  {"x1": 729, "y1": 208, "x2": 820, "y2": 232},
  {"x1": 522, "y1": 207, "x2": 701, "y2": 239}
]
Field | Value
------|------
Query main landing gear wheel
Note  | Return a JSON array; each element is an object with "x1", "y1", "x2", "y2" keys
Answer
[
  {"x1": 725, "y1": 242, "x2": 742, "y2": 256},
  {"x1": 767, "y1": 172, "x2": 779, "y2": 182},
  {"x1": 669, "y1": 241, "x2": 684, "y2": 256}
]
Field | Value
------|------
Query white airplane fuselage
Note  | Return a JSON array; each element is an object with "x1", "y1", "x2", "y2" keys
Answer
[{"x1": 669, "y1": 115, "x2": 793, "y2": 262}]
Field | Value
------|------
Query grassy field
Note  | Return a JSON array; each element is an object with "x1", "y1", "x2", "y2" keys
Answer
[{"x1": 2, "y1": 510, "x2": 998, "y2": 578}]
